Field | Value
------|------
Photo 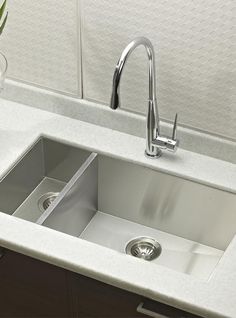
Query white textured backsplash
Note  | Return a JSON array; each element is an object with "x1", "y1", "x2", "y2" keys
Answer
[
  {"x1": 81, "y1": 0, "x2": 236, "y2": 140},
  {"x1": 0, "y1": 0, "x2": 235, "y2": 142},
  {"x1": 0, "y1": 0, "x2": 80, "y2": 95}
]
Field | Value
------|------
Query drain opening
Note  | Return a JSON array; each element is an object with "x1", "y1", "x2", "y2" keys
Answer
[
  {"x1": 38, "y1": 192, "x2": 59, "y2": 212},
  {"x1": 125, "y1": 237, "x2": 162, "y2": 261}
]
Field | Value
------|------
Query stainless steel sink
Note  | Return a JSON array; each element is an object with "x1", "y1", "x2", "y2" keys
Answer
[
  {"x1": 1, "y1": 137, "x2": 236, "y2": 280},
  {"x1": 0, "y1": 138, "x2": 92, "y2": 222}
]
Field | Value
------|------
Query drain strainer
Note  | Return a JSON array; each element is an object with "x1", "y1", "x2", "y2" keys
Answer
[
  {"x1": 38, "y1": 192, "x2": 59, "y2": 213},
  {"x1": 125, "y1": 237, "x2": 162, "y2": 261}
]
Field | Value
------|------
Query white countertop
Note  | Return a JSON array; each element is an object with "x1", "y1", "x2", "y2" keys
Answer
[{"x1": 0, "y1": 98, "x2": 236, "y2": 318}]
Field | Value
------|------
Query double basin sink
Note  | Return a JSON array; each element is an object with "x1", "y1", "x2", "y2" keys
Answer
[{"x1": 0, "y1": 137, "x2": 235, "y2": 280}]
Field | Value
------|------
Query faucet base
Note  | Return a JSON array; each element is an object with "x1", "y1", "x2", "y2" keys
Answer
[{"x1": 145, "y1": 149, "x2": 162, "y2": 159}]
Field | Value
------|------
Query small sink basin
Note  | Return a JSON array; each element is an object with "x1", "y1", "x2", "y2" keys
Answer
[
  {"x1": 0, "y1": 137, "x2": 235, "y2": 280},
  {"x1": 0, "y1": 138, "x2": 91, "y2": 222}
]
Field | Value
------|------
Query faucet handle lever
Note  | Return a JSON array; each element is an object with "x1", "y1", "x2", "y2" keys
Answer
[
  {"x1": 172, "y1": 113, "x2": 178, "y2": 141},
  {"x1": 152, "y1": 113, "x2": 179, "y2": 152}
]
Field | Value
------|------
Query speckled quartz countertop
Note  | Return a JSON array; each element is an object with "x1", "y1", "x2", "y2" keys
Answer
[{"x1": 0, "y1": 98, "x2": 236, "y2": 318}]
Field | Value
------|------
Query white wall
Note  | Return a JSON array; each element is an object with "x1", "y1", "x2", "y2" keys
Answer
[
  {"x1": 81, "y1": 0, "x2": 235, "y2": 140},
  {"x1": 1, "y1": 0, "x2": 80, "y2": 95},
  {"x1": 1, "y1": 0, "x2": 235, "y2": 141}
]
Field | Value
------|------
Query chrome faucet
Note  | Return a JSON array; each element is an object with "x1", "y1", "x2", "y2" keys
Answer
[{"x1": 110, "y1": 37, "x2": 178, "y2": 158}]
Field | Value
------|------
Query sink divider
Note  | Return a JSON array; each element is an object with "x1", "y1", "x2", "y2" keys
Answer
[{"x1": 37, "y1": 152, "x2": 98, "y2": 237}]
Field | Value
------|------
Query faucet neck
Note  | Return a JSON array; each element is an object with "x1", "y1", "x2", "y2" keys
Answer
[
  {"x1": 110, "y1": 37, "x2": 158, "y2": 110},
  {"x1": 110, "y1": 37, "x2": 161, "y2": 158}
]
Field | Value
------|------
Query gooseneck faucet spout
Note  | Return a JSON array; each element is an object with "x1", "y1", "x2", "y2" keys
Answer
[{"x1": 110, "y1": 37, "x2": 178, "y2": 158}]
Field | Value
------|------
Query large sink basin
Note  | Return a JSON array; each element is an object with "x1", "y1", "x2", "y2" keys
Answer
[{"x1": 1, "y1": 137, "x2": 235, "y2": 280}]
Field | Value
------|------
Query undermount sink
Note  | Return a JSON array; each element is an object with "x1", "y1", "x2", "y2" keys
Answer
[{"x1": 0, "y1": 137, "x2": 235, "y2": 280}]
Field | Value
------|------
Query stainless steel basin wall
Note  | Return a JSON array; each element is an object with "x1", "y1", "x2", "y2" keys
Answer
[
  {"x1": 0, "y1": 138, "x2": 91, "y2": 215},
  {"x1": 39, "y1": 153, "x2": 98, "y2": 237},
  {"x1": 0, "y1": 139, "x2": 44, "y2": 215}
]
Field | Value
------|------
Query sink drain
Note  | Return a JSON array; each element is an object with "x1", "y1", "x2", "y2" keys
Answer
[
  {"x1": 38, "y1": 192, "x2": 59, "y2": 212},
  {"x1": 125, "y1": 237, "x2": 162, "y2": 261}
]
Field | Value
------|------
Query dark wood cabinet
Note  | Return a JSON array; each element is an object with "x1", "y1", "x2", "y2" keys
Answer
[
  {"x1": 0, "y1": 248, "x2": 203, "y2": 318},
  {"x1": 68, "y1": 273, "x2": 146, "y2": 318},
  {"x1": 69, "y1": 273, "x2": 202, "y2": 318},
  {"x1": 0, "y1": 248, "x2": 71, "y2": 317}
]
